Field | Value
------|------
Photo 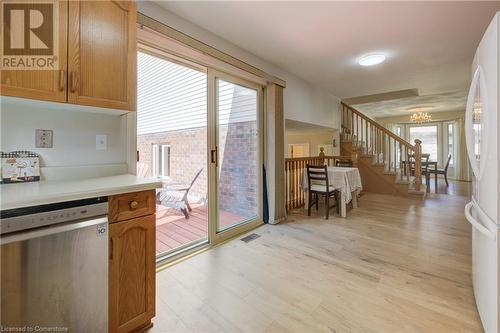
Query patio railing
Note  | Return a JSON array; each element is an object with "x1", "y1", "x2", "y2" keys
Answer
[{"x1": 285, "y1": 155, "x2": 351, "y2": 211}]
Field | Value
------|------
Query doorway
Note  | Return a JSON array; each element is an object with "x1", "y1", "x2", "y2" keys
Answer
[{"x1": 137, "y1": 48, "x2": 264, "y2": 261}]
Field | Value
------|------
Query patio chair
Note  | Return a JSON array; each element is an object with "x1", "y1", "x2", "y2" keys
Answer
[
  {"x1": 156, "y1": 168, "x2": 203, "y2": 219},
  {"x1": 136, "y1": 162, "x2": 150, "y2": 178}
]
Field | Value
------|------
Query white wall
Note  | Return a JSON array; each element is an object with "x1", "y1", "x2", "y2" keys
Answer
[
  {"x1": 137, "y1": 1, "x2": 340, "y2": 130},
  {"x1": 1, "y1": 103, "x2": 126, "y2": 168},
  {"x1": 285, "y1": 130, "x2": 340, "y2": 157}
]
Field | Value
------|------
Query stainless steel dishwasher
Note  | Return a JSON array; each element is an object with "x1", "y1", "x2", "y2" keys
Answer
[{"x1": 0, "y1": 197, "x2": 108, "y2": 332}]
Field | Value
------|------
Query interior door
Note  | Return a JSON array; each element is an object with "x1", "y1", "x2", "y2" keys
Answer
[{"x1": 209, "y1": 71, "x2": 264, "y2": 242}]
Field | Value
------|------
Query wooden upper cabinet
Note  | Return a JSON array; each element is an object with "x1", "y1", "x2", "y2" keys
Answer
[
  {"x1": 0, "y1": 0, "x2": 68, "y2": 103},
  {"x1": 109, "y1": 214, "x2": 155, "y2": 333},
  {"x1": 67, "y1": 0, "x2": 136, "y2": 111}
]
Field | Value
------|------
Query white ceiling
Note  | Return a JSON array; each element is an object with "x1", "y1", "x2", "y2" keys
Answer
[
  {"x1": 352, "y1": 90, "x2": 468, "y2": 118},
  {"x1": 155, "y1": 1, "x2": 500, "y2": 102}
]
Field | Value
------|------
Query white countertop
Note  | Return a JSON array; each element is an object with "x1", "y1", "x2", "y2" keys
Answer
[{"x1": 1, "y1": 174, "x2": 162, "y2": 211}]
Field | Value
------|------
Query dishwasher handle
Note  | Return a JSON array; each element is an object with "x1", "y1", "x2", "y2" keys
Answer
[{"x1": 0, "y1": 216, "x2": 108, "y2": 245}]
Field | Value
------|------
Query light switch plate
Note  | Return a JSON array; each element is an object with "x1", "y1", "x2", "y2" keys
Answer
[
  {"x1": 36, "y1": 129, "x2": 53, "y2": 148},
  {"x1": 96, "y1": 134, "x2": 107, "y2": 150}
]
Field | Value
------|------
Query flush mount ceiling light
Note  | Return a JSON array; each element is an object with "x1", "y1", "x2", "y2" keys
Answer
[{"x1": 358, "y1": 53, "x2": 386, "y2": 66}]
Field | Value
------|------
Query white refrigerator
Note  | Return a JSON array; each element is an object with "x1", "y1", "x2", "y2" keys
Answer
[{"x1": 464, "y1": 12, "x2": 500, "y2": 333}]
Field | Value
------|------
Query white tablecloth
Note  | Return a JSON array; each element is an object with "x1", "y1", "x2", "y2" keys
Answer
[{"x1": 301, "y1": 167, "x2": 363, "y2": 203}]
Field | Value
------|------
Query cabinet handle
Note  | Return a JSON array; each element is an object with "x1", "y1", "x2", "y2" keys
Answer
[
  {"x1": 70, "y1": 72, "x2": 78, "y2": 93},
  {"x1": 129, "y1": 201, "x2": 139, "y2": 209},
  {"x1": 58, "y1": 70, "x2": 65, "y2": 91},
  {"x1": 109, "y1": 238, "x2": 113, "y2": 260}
]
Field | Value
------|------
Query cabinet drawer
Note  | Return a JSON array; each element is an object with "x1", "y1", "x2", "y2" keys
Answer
[{"x1": 108, "y1": 190, "x2": 155, "y2": 223}]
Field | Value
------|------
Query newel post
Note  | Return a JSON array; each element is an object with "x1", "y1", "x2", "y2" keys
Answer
[
  {"x1": 319, "y1": 147, "x2": 325, "y2": 165},
  {"x1": 414, "y1": 139, "x2": 422, "y2": 191}
]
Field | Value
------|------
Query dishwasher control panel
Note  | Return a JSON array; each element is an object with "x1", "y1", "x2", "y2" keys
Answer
[{"x1": 1, "y1": 198, "x2": 108, "y2": 235}]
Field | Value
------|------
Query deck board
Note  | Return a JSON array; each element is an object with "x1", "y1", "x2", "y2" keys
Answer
[{"x1": 155, "y1": 202, "x2": 245, "y2": 254}]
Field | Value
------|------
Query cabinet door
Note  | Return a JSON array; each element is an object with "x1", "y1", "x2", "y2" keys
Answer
[
  {"x1": 109, "y1": 215, "x2": 155, "y2": 333},
  {"x1": 0, "y1": 0, "x2": 68, "y2": 102},
  {"x1": 68, "y1": 0, "x2": 136, "y2": 111}
]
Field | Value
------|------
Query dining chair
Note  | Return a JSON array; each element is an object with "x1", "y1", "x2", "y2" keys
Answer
[
  {"x1": 428, "y1": 154, "x2": 452, "y2": 186},
  {"x1": 421, "y1": 154, "x2": 431, "y2": 191},
  {"x1": 335, "y1": 159, "x2": 353, "y2": 167},
  {"x1": 306, "y1": 164, "x2": 339, "y2": 220},
  {"x1": 408, "y1": 153, "x2": 431, "y2": 191}
]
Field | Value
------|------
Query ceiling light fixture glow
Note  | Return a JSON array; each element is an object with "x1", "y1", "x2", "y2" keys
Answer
[{"x1": 358, "y1": 54, "x2": 386, "y2": 66}]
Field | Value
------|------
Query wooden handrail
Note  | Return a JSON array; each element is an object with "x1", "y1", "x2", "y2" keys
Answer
[
  {"x1": 341, "y1": 102, "x2": 415, "y2": 150},
  {"x1": 341, "y1": 102, "x2": 422, "y2": 192}
]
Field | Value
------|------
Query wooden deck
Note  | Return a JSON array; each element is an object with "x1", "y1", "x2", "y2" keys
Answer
[{"x1": 156, "y1": 203, "x2": 244, "y2": 254}]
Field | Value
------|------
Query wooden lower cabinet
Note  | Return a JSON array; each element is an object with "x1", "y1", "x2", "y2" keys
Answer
[{"x1": 109, "y1": 214, "x2": 155, "y2": 333}]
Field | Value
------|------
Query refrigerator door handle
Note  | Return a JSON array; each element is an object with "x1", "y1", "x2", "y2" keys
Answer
[
  {"x1": 465, "y1": 201, "x2": 496, "y2": 241},
  {"x1": 465, "y1": 66, "x2": 488, "y2": 180}
]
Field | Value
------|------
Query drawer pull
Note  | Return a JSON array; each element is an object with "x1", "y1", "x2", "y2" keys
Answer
[{"x1": 129, "y1": 201, "x2": 139, "y2": 209}]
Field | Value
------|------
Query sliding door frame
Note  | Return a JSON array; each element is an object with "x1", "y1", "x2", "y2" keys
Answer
[
  {"x1": 135, "y1": 32, "x2": 267, "y2": 263},
  {"x1": 208, "y1": 69, "x2": 265, "y2": 245}
]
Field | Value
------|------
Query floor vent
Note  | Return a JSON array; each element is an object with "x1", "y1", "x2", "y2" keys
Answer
[{"x1": 240, "y1": 233, "x2": 261, "y2": 243}]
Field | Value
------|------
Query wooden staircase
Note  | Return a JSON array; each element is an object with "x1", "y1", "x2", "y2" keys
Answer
[{"x1": 340, "y1": 102, "x2": 426, "y2": 199}]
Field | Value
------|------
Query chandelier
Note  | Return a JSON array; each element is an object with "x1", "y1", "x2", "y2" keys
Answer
[{"x1": 410, "y1": 112, "x2": 432, "y2": 123}]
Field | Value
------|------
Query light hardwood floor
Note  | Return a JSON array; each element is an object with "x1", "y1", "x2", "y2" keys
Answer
[{"x1": 149, "y1": 181, "x2": 481, "y2": 333}]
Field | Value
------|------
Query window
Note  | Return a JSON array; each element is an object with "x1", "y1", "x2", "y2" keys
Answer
[
  {"x1": 152, "y1": 144, "x2": 171, "y2": 178},
  {"x1": 409, "y1": 125, "x2": 438, "y2": 161},
  {"x1": 447, "y1": 123, "x2": 454, "y2": 165}
]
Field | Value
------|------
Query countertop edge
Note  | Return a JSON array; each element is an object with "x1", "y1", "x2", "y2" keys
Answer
[{"x1": 1, "y1": 178, "x2": 163, "y2": 211}]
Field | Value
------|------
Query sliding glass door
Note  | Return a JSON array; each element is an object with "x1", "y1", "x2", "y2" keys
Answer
[
  {"x1": 137, "y1": 46, "x2": 264, "y2": 260},
  {"x1": 137, "y1": 49, "x2": 209, "y2": 259},
  {"x1": 209, "y1": 71, "x2": 264, "y2": 242}
]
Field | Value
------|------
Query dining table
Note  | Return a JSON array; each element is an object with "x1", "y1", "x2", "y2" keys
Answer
[{"x1": 301, "y1": 166, "x2": 363, "y2": 218}]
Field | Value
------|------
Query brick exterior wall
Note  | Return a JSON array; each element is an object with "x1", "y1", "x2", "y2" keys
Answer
[{"x1": 137, "y1": 121, "x2": 258, "y2": 218}]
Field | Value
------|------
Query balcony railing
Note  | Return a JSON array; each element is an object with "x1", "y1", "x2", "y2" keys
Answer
[{"x1": 285, "y1": 155, "x2": 351, "y2": 211}]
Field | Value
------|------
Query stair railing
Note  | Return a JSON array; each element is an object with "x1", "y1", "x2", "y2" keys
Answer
[{"x1": 340, "y1": 102, "x2": 422, "y2": 191}]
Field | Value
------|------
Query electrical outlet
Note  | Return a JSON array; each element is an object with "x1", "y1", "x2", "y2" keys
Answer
[
  {"x1": 96, "y1": 134, "x2": 107, "y2": 150},
  {"x1": 35, "y1": 129, "x2": 53, "y2": 148}
]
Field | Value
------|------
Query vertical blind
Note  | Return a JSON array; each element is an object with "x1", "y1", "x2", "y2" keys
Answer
[
  {"x1": 137, "y1": 51, "x2": 257, "y2": 135},
  {"x1": 137, "y1": 51, "x2": 207, "y2": 135}
]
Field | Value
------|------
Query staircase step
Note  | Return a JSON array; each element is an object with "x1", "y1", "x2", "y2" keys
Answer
[{"x1": 407, "y1": 186, "x2": 427, "y2": 200}]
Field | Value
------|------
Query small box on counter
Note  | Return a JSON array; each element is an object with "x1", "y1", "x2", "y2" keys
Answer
[{"x1": 1, "y1": 151, "x2": 40, "y2": 184}]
